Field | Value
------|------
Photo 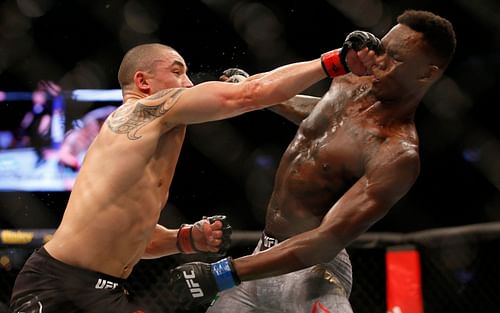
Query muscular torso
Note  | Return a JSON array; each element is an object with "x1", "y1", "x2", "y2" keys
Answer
[
  {"x1": 265, "y1": 75, "x2": 417, "y2": 240},
  {"x1": 45, "y1": 99, "x2": 184, "y2": 278}
]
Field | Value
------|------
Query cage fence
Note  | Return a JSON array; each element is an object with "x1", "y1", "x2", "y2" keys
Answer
[{"x1": 1, "y1": 223, "x2": 500, "y2": 313}]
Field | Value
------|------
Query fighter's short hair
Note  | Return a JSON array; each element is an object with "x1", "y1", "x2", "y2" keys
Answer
[{"x1": 397, "y1": 10, "x2": 456, "y2": 68}]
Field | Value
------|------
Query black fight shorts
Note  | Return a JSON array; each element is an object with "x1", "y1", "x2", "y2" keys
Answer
[{"x1": 10, "y1": 247, "x2": 150, "y2": 313}]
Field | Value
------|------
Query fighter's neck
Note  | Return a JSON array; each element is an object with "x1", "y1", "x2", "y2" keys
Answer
[
  {"x1": 347, "y1": 91, "x2": 419, "y2": 129},
  {"x1": 122, "y1": 90, "x2": 149, "y2": 103},
  {"x1": 342, "y1": 75, "x2": 422, "y2": 122},
  {"x1": 365, "y1": 101, "x2": 415, "y2": 127}
]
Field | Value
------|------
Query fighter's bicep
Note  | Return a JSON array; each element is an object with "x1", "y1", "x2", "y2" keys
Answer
[
  {"x1": 268, "y1": 95, "x2": 321, "y2": 125},
  {"x1": 166, "y1": 81, "x2": 260, "y2": 125}
]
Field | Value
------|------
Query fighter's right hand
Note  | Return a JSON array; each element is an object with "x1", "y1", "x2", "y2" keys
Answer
[
  {"x1": 343, "y1": 31, "x2": 381, "y2": 54},
  {"x1": 219, "y1": 68, "x2": 250, "y2": 83},
  {"x1": 176, "y1": 215, "x2": 232, "y2": 255},
  {"x1": 343, "y1": 31, "x2": 381, "y2": 76},
  {"x1": 321, "y1": 30, "x2": 381, "y2": 78},
  {"x1": 168, "y1": 257, "x2": 240, "y2": 308}
]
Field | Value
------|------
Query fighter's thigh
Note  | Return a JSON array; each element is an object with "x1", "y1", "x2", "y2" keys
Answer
[
  {"x1": 281, "y1": 266, "x2": 353, "y2": 313},
  {"x1": 206, "y1": 282, "x2": 257, "y2": 313}
]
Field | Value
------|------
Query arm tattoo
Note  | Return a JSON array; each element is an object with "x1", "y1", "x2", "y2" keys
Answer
[{"x1": 107, "y1": 89, "x2": 185, "y2": 140}]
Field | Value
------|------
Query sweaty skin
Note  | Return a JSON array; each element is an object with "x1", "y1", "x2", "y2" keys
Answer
[
  {"x1": 46, "y1": 89, "x2": 189, "y2": 278},
  {"x1": 43, "y1": 45, "x2": 335, "y2": 278},
  {"x1": 233, "y1": 24, "x2": 444, "y2": 280},
  {"x1": 267, "y1": 74, "x2": 418, "y2": 239}
]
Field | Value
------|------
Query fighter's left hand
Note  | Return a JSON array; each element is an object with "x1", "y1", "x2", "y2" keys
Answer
[
  {"x1": 176, "y1": 215, "x2": 232, "y2": 255},
  {"x1": 220, "y1": 68, "x2": 250, "y2": 83}
]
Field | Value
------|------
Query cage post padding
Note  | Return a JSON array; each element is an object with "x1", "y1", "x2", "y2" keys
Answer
[{"x1": 386, "y1": 245, "x2": 424, "y2": 313}]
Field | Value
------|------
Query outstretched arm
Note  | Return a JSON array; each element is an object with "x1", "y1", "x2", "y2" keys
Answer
[
  {"x1": 165, "y1": 59, "x2": 327, "y2": 125},
  {"x1": 113, "y1": 59, "x2": 329, "y2": 135},
  {"x1": 235, "y1": 146, "x2": 420, "y2": 280},
  {"x1": 157, "y1": 37, "x2": 378, "y2": 126},
  {"x1": 268, "y1": 95, "x2": 321, "y2": 125},
  {"x1": 220, "y1": 68, "x2": 321, "y2": 125}
]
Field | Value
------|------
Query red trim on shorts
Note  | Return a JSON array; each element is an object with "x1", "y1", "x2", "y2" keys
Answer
[{"x1": 311, "y1": 300, "x2": 332, "y2": 313}]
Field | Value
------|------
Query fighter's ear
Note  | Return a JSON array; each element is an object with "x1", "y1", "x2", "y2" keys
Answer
[
  {"x1": 419, "y1": 65, "x2": 441, "y2": 82},
  {"x1": 134, "y1": 71, "x2": 151, "y2": 93}
]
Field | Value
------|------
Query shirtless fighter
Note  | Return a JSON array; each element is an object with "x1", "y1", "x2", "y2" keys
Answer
[
  {"x1": 168, "y1": 10, "x2": 456, "y2": 313},
  {"x1": 9, "y1": 35, "x2": 376, "y2": 312}
]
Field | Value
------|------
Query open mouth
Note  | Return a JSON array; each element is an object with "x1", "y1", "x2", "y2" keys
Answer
[
  {"x1": 372, "y1": 75, "x2": 381, "y2": 83},
  {"x1": 370, "y1": 68, "x2": 383, "y2": 83}
]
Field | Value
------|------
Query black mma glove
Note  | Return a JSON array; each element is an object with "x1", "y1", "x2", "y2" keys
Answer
[
  {"x1": 343, "y1": 30, "x2": 381, "y2": 53},
  {"x1": 321, "y1": 30, "x2": 381, "y2": 77},
  {"x1": 168, "y1": 257, "x2": 241, "y2": 308},
  {"x1": 220, "y1": 68, "x2": 250, "y2": 83},
  {"x1": 176, "y1": 215, "x2": 232, "y2": 255},
  {"x1": 206, "y1": 215, "x2": 232, "y2": 255}
]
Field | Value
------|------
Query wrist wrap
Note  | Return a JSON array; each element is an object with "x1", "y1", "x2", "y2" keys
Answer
[
  {"x1": 320, "y1": 48, "x2": 349, "y2": 78},
  {"x1": 176, "y1": 225, "x2": 196, "y2": 253},
  {"x1": 211, "y1": 257, "x2": 240, "y2": 291}
]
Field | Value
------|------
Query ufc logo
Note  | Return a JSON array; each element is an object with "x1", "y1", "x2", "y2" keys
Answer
[
  {"x1": 95, "y1": 278, "x2": 118, "y2": 289},
  {"x1": 183, "y1": 270, "x2": 204, "y2": 298},
  {"x1": 263, "y1": 235, "x2": 278, "y2": 249}
]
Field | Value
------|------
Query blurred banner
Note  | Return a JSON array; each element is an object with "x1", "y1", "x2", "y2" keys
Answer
[{"x1": 0, "y1": 89, "x2": 120, "y2": 191}]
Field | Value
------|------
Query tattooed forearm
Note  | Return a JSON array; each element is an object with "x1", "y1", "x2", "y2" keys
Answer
[{"x1": 107, "y1": 89, "x2": 184, "y2": 140}]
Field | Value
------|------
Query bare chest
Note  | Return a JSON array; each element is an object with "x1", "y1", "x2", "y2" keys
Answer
[
  {"x1": 279, "y1": 78, "x2": 384, "y2": 192},
  {"x1": 267, "y1": 117, "x2": 383, "y2": 231},
  {"x1": 282, "y1": 121, "x2": 373, "y2": 189}
]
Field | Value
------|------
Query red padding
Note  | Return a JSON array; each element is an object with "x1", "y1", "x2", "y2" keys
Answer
[
  {"x1": 386, "y1": 245, "x2": 424, "y2": 313},
  {"x1": 320, "y1": 49, "x2": 348, "y2": 78},
  {"x1": 176, "y1": 226, "x2": 194, "y2": 253}
]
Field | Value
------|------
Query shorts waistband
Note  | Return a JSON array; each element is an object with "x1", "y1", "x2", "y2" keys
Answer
[
  {"x1": 259, "y1": 231, "x2": 279, "y2": 251},
  {"x1": 35, "y1": 246, "x2": 126, "y2": 289}
]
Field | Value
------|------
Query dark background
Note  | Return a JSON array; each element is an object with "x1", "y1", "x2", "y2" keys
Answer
[{"x1": 0, "y1": 0, "x2": 499, "y2": 232}]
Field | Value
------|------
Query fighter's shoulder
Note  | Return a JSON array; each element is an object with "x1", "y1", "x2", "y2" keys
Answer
[
  {"x1": 370, "y1": 135, "x2": 419, "y2": 170},
  {"x1": 382, "y1": 138, "x2": 420, "y2": 172},
  {"x1": 112, "y1": 88, "x2": 186, "y2": 115},
  {"x1": 142, "y1": 88, "x2": 186, "y2": 107},
  {"x1": 365, "y1": 138, "x2": 419, "y2": 189},
  {"x1": 104, "y1": 88, "x2": 188, "y2": 139}
]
